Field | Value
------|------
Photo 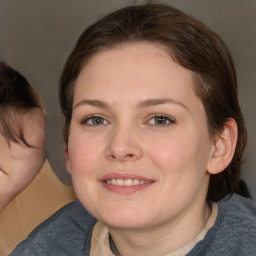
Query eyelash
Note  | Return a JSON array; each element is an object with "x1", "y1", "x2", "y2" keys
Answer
[
  {"x1": 80, "y1": 114, "x2": 175, "y2": 127},
  {"x1": 80, "y1": 115, "x2": 108, "y2": 126},
  {"x1": 147, "y1": 114, "x2": 175, "y2": 126}
]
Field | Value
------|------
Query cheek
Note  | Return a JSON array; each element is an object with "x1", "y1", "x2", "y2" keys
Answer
[
  {"x1": 10, "y1": 144, "x2": 45, "y2": 178},
  {"x1": 0, "y1": 162, "x2": 36, "y2": 209},
  {"x1": 146, "y1": 131, "x2": 209, "y2": 176},
  {"x1": 68, "y1": 134, "x2": 102, "y2": 176},
  {"x1": 147, "y1": 135, "x2": 188, "y2": 171},
  {"x1": 15, "y1": 150, "x2": 45, "y2": 185}
]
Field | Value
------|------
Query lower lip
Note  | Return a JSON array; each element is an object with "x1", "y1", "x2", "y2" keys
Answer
[{"x1": 101, "y1": 181, "x2": 154, "y2": 194}]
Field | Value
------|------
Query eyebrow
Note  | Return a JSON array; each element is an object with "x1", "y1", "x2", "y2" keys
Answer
[
  {"x1": 137, "y1": 98, "x2": 189, "y2": 111},
  {"x1": 73, "y1": 98, "x2": 188, "y2": 111},
  {"x1": 73, "y1": 100, "x2": 109, "y2": 109}
]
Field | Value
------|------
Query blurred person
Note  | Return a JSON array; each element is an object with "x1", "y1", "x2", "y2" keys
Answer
[{"x1": 0, "y1": 61, "x2": 76, "y2": 255}]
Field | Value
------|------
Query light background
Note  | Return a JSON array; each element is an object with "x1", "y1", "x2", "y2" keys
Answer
[{"x1": 0, "y1": 0, "x2": 255, "y2": 199}]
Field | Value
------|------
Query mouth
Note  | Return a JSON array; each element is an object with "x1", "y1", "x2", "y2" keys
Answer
[
  {"x1": 100, "y1": 173, "x2": 155, "y2": 194},
  {"x1": 105, "y1": 178, "x2": 151, "y2": 186}
]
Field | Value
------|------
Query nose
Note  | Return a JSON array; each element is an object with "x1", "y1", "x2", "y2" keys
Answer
[{"x1": 105, "y1": 124, "x2": 143, "y2": 161}]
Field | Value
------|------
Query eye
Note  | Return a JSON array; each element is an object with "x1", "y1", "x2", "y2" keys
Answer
[
  {"x1": 81, "y1": 115, "x2": 108, "y2": 126},
  {"x1": 147, "y1": 115, "x2": 175, "y2": 126}
]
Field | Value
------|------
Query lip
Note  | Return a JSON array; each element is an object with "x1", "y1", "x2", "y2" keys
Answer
[
  {"x1": 99, "y1": 172, "x2": 155, "y2": 194},
  {"x1": 100, "y1": 172, "x2": 154, "y2": 182}
]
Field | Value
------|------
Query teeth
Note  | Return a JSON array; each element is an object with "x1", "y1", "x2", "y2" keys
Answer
[{"x1": 105, "y1": 179, "x2": 147, "y2": 186}]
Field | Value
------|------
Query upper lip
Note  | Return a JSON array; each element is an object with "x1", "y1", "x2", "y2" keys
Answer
[{"x1": 100, "y1": 172, "x2": 154, "y2": 182}]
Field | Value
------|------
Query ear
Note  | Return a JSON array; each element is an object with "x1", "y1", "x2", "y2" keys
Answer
[
  {"x1": 65, "y1": 145, "x2": 71, "y2": 174},
  {"x1": 207, "y1": 118, "x2": 238, "y2": 175}
]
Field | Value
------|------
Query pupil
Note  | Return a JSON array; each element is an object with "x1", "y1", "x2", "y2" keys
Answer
[
  {"x1": 93, "y1": 117, "x2": 102, "y2": 124},
  {"x1": 156, "y1": 117, "x2": 166, "y2": 124}
]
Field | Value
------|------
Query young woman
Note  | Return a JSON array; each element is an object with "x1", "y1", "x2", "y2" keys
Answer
[{"x1": 11, "y1": 3, "x2": 256, "y2": 256}]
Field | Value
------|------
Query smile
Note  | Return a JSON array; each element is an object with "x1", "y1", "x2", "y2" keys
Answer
[
  {"x1": 101, "y1": 173, "x2": 154, "y2": 194},
  {"x1": 105, "y1": 179, "x2": 150, "y2": 186}
]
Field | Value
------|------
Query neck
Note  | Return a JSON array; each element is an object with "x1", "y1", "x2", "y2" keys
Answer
[{"x1": 109, "y1": 202, "x2": 211, "y2": 256}]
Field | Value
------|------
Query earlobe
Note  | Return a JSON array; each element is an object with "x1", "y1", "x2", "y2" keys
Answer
[
  {"x1": 65, "y1": 145, "x2": 71, "y2": 174},
  {"x1": 207, "y1": 118, "x2": 238, "y2": 175}
]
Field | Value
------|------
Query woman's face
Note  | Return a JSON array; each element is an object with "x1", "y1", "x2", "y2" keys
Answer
[
  {"x1": 0, "y1": 108, "x2": 46, "y2": 211},
  {"x1": 67, "y1": 43, "x2": 215, "y2": 231}
]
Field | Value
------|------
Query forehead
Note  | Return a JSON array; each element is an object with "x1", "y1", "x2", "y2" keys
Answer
[
  {"x1": 0, "y1": 107, "x2": 46, "y2": 146},
  {"x1": 74, "y1": 43, "x2": 198, "y2": 103}
]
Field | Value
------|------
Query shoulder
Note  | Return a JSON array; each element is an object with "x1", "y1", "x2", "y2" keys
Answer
[
  {"x1": 10, "y1": 200, "x2": 97, "y2": 256},
  {"x1": 188, "y1": 194, "x2": 256, "y2": 256},
  {"x1": 217, "y1": 193, "x2": 256, "y2": 226}
]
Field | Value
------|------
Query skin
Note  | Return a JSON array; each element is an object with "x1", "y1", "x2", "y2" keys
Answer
[
  {"x1": 66, "y1": 42, "x2": 236, "y2": 255},
  {"x1": 0, "y1": 107, "x2": 46, "y2": 211}
]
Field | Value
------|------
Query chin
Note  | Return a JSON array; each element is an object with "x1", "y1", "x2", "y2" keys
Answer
[{"x1": 97, "y1": 208, "x2": 152, "y2": 230}]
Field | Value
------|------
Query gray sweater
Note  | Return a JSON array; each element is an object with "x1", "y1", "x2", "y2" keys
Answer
[{"x1": 10, "y1": 194, "x2": 256, "y2": 256}]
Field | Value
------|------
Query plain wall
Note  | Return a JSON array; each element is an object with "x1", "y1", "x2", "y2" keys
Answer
[{"x1": 1, "y1": 0, "x2": 255, "y2": 199}]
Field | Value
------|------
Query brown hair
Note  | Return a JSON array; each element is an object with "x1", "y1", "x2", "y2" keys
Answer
[
  {"x1": 0, "y1": 61, "x2": 44, "y2": 147},
  {"x1": 59, "y1": 3, "x2": 247, "y2": 201}
]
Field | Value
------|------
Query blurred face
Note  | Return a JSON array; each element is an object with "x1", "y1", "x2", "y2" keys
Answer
[
  {"x1": 0, "y1": 108, "x2": 46, "y2": 211},
  {"x1": 66, "y1": 43, "x2": 214, "y2": 231}
]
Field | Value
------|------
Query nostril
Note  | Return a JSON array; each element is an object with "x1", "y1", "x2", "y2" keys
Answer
[
  {"x1": 107, "y1": 153, "x2": 136, "y2": 161},
  {"x1": 109, "y1": 154, "x2": 116, "y2": 159}
]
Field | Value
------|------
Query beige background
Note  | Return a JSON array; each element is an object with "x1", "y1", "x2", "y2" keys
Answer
[{"x1": 0, "y1": 0, "x2": 255, "y2": 199}]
